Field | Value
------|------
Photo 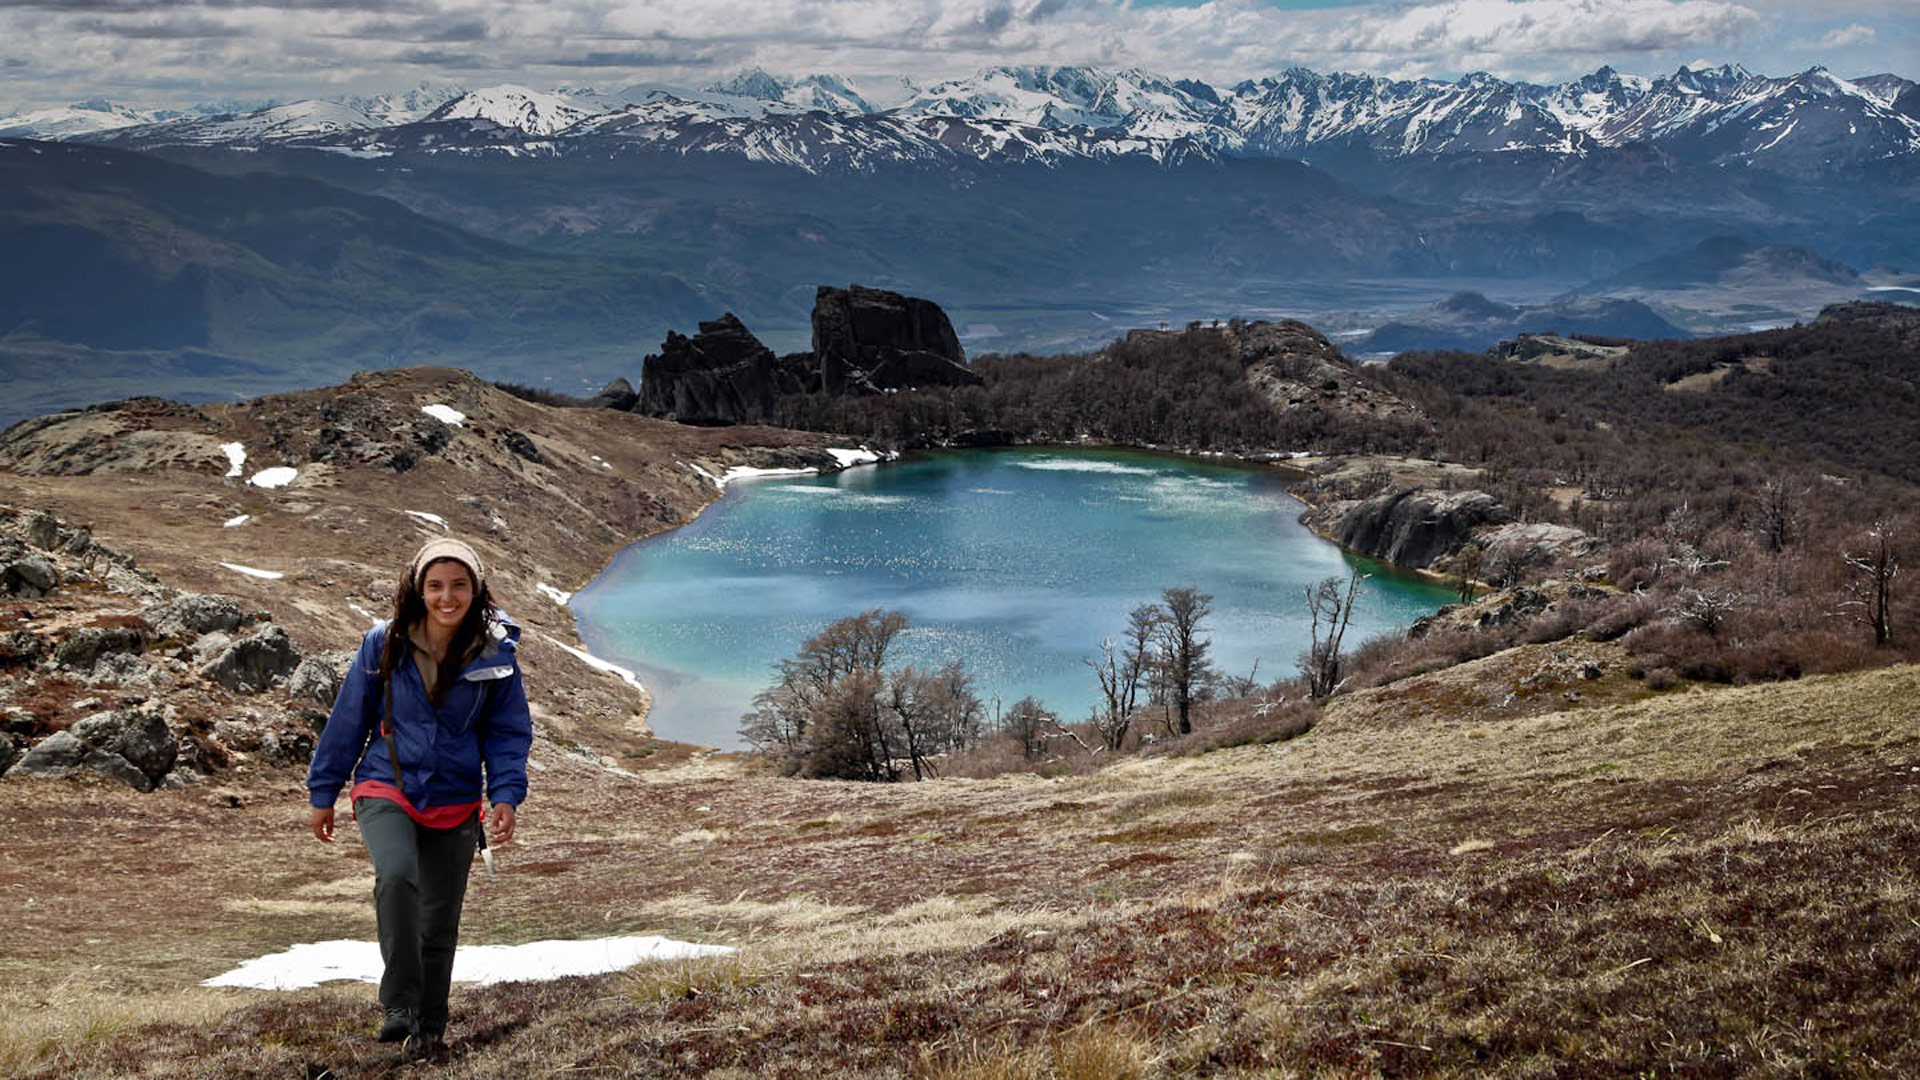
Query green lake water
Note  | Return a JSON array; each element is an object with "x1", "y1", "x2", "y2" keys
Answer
[{"x1": 572, "y1": 447, "x2": 1455, "y2": 748}]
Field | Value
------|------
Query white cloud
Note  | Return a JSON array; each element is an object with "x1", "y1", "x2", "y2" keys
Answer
[
  {"x1": 0, "y1": 0, "x2": 1909, "y2": 113},
  {"x1": 1816, "y1": 23, "x2": 1877, "y2": 49}
]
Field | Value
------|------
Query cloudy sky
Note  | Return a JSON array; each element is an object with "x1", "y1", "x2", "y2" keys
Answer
[{"x1": 1, "y1": 0, "x2": 1914, "y2": 114}]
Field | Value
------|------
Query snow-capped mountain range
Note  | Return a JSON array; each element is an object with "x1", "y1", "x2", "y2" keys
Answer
[{"x1": 4, "y1": 63, "x2": 1915, "y2": 175}]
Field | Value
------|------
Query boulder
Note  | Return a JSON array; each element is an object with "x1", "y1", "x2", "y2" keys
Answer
[
  {"x1": 501, "y1": 430, "x2": 542, "y2": 464},
  {"x1": 24, "y1": 510, "x2": 60, "y2": 550},
  {"x1": 200, "y1": 624, "x2": 301, "y2": 693},
  {"x1": 2, "y1": 554, "x2": 58, "y2": 597},
  {"x1": 144, "y1": 593, "x2": 247, "y2": 640},
  {"x1": 72, "y1": 709, "x2": 178, "y2": 782},
  {"x1": 810, "y1": 285, "x2": 978, "y2": 395},
  {"x1": 53, "y1": 625, "x2": 145, "y2": 670},
  {"x1": 286, "y1": 650, "x2": 353, "y2": 708},
  {"x1": 10, "y1": 730, "x2": 84, "y2": 779},
  {"x1": 0, "y1": 737, "x2": 20, "y2": 778},
  {"x1": 1332, "y1": 489, "x2": 1514, "y2": 569},
  {"x1": 589, "y1": 377, "x2": 639, "y2": 411}
]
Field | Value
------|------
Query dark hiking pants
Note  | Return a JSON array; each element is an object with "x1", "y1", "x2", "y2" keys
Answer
[{"x1": 355, "y1": 797, "x2": 478, "y2": 1032}]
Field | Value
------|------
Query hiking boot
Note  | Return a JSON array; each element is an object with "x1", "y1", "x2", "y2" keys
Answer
[{"x1": 376, "y1": 1007, "x2": 417, "y2": 1043}]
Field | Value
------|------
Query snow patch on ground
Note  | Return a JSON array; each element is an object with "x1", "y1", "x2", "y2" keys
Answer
[
  {"x1": 406, "y1": 510, "x2": 449, "y2": 530},
  {"x1": 826, "y1": 447, "x2": 886, "y2": 469},
  {"x1": 349, "y1": 602, "x2": 379, "y2": 625},
  {"x1": 421, "y1": 404, "x2": 466, "y2": 426},
  {"x1": 722, "y1": 465, "x2": 818, "y2": 485},
  {"x1": 249, "y1": 467, "x2": 298, "y2": 489},
  {"x1": 202, "y1": 936, "x2": 735, "y2": 990},
  {"x1": 219, "y1": 442, "x2": 246, "y2": 478},
  {"x1": 536, "y1": 583, "x2": 573, "y2": 606},
  {"x1": 223, "y1": 514, "x2": 251, "y2": 528},
  {"x1": 218, "y1": 562, "x2": 285, "y2": 580},
  {"x1": 547, "y1": 635, "x2": 646, "y2": 695}
]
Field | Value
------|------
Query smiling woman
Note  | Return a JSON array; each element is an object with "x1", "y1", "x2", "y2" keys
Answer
[{"x1": 304, "y1": 536, "x2": 533, "y2": 1059}]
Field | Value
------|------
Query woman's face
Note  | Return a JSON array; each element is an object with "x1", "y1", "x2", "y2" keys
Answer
[{"x1": 421, "y1": 560, "x2": 474, "y2": 634}]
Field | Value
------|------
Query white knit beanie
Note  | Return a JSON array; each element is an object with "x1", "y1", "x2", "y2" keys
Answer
[{"x1": 407, "y1": 537, "x2": 485, "y2": 592}]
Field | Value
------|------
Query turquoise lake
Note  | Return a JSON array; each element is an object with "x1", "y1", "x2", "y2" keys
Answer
[{"x1": 572, "y1": 447, "x2": 1455, "y2": 748}]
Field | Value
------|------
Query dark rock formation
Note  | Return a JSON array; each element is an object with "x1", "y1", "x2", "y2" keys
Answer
[
  {"x1": 1333, "y1": 489, "x2": 1513, "y2": 568},
  {"x1": 200, "y1": 624, "x2": 302, "y2": 693},
  {"x1": 638, "y1": 313, "x2": 795, "y2": 425},
  {"x1": 589, "y1": 377, "x2": 638, "y2": 411},
  {"x1": 810, "y1": 285, "x2": 978, "y2": 394},
  {"x1": 636, "y1": 289, "x2": 980, "y2": 426},
  {"x1": 2, "y1": 550, "x2": 58, "y2": 597},
  {"x1": 501, "y1": 430, "x2": 542, "y2": 463}
]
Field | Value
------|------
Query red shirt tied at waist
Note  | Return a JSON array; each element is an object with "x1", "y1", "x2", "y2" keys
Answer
[{"x1": 350, "y1": 779, "x2": 482, "y2": 829}]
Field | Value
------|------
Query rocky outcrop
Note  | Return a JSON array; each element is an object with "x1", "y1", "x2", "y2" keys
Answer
[
  {"x1": 809, "y1": 285, "x2": 979, "y2": 395},
  {"x1": 636, "y1": 287, "x2": 980, "y2": 426},
  {"x1": 637, "y1": 313, "x2": 797, "y2": 425},
  {"x1": 1327, "y1": 489, "x2": 1514, "y2": 569},
  {"x1": 589, "y1": 377, "x2": 639, "y2": 411},
  {"x1": 144, "y1": 593, "x2": 248, "y2": 641},
  {"x1": 12, "y1": 708, "x2": 178, "y2": 791},
  {"x1": 200, "y1": 624, "x2": 302, "y2": 693}
]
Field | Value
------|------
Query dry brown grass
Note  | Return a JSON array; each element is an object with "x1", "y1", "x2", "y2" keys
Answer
[{"x1": 4, "y1": 660, "x2": 1916, "y2": 1078}]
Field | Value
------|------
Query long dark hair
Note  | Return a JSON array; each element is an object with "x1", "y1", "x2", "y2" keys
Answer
[{"x1": 377, "y1": 556, "x2": 497, "y2": 703}]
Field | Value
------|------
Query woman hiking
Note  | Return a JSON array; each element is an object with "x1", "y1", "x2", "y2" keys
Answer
[{"x1": 306, "y1": 536, "x2": 533, "y2": 1056}]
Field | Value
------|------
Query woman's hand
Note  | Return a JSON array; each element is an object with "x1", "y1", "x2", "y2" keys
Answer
[
  {"x1": 488, "y1": 802, "x2": 517, "y2": 846},
  {"x1": 311, "y1": 805, "x2": 335, "y2": 843}
]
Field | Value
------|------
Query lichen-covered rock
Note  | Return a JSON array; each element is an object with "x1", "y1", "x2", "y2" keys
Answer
[
  {"x1": 3, "y1": 554, "x2": 59, "y2": 597},
  {"x1": 144, "y1": 593, "x2": 247, "y2": 641},
  {"x1": 286, "y1": 650, "x2": 353, "y2": 708},
  {"x1": 72, "y1": 709, "x2": 178, "y2": 784},
  {"x1": 53, "y1": 625, "x2": 145, "y2": 670},
  {"x1": 11, "y1": 730, "x2": 84, "y2": 778},
  {"x1": 24, "y1": 510, "x2": 60, "y2": 550},
  {"x1": 199, "y1": 624, "x2": 301, "y2": 693}
]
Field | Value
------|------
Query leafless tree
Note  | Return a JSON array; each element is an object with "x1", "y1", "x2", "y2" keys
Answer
[
  {"x1": 1678, "y1": 587, "x2": 1739, "y2": 638},
  {"x1": 1842, "y1": 519, "x2": 1900, "y2": 647},
  {"x1": 1000, "y1": 696, "x2": 1055, "y2": 760},
  {"x1": 1085, "y1": 602, "x2": 1163, "y2": 750},
  {"x1": 1159, "y1": 587, "x2": 1214, "y2": 736},
  {"x1": 1300, "y1": 570, "x2": 1365, "y2": 699},
  {"x1": 1751, "y1": 478, "x2": 1803, "y2": 553}
]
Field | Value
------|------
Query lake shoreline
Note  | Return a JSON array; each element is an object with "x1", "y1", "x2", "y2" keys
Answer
[{"x1": 571, "y1": 443, "x2": 1457, "y2": 747}]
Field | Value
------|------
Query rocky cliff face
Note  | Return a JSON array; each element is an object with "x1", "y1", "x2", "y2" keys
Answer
[
  {"x1": 809, "y1": 284, "x2": 978, "y2": 394},
  {"x1": 635, "y1": 313, "x2": 801, "y2": 426},
  {"x1": 637, "y1": 286, "x2": 981, "y2": 425},
  {"x1": 1327, "y1": 488, "x2": 1515, "y2": 569}
]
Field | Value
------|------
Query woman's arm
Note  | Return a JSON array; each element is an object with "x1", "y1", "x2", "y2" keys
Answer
[
  {"x1": 305, "y1": 626, "x2": 385, "y2": 821},
  {"x1": 480, "y1": 661, "x2": 534, "y2": 810}
]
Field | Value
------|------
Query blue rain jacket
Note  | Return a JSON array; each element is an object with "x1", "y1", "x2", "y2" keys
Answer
[{"x1": 306, "y1": 613, "x2": 532, "y2": 811}]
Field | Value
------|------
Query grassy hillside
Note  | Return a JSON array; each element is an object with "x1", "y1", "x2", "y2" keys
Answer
[{"x1": 4, "y1": 650, "x2": 1915, "y2": 1077}]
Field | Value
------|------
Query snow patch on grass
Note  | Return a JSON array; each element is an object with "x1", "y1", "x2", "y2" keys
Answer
[
  {"x1": 247, "y1": 467, "x2": 297, "y2": 489},
  {"x1": 219, "y1": 442, "x2": 245, "y2": 478},
  {"x1": 222, "y1": 515, "x2": 250, "y2": 528},
  {"x1": 201, "y1": 936, "x2": 735, "y2": 990},
  {"x1": 536, "y1": 583, "x2": 573, "y2": 606},
  {"x1": 421, "y1": 403, "x2": 466, "y2": 426},
  {"x1": 405, "y1": 510, "x2": 449, "y2": 530},
  {"x1": 218, "y1": 562, "x2": 284, "y2": 580},
  {"x1": 547, "y1": 634, "x2": 646, "y2": 695}
]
